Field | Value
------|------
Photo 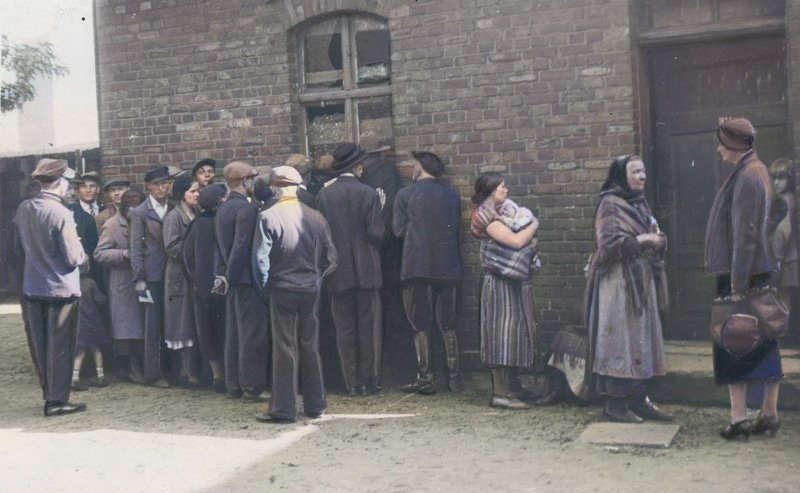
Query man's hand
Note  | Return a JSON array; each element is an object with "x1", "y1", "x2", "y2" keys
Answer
[
  {"x1": 376, "y1": 188, "x2": 387, "y2": 210},
  {"x1": 212, "y1": 276, "x2": 229, "y2": 296},
  {"x1": 134, "y1": 280, "x2": 147, "y2": 296}
]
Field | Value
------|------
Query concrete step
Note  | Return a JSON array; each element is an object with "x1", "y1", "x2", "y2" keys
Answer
[{"x1": 648, "y1": 340, "x2": 800, "y2": 410}]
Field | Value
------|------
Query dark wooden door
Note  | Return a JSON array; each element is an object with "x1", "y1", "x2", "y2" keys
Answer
[{"x1": 647, "y1": 35, "x2": 792, "y2": 339}]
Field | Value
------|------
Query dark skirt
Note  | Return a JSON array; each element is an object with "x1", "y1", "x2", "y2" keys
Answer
[{"x1": 713, "y1": 339, "x2": 783, "y2": 385}]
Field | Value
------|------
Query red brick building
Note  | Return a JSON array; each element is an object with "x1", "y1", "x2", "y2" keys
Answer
[{"x1": 95, "y1": 0, "x2": 800, "y2": 364}]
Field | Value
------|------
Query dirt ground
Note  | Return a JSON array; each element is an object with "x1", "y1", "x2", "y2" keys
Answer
[{"x1": 1, "y1": 303, "x2": 798, "y2": 493}]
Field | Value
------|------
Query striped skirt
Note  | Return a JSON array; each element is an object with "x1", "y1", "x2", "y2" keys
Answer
[{"x1": 480, "y1": 272, "x2": 536, "y2": 368}]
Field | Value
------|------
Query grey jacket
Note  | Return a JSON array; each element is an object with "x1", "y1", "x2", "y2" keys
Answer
[
  {"x1": 129, "y1": 197, "x2": 172, "y2": 283},
  {"x1": 705, "y1": 150, "x2": 776, "y2": 294},
  {"x1": 253, "y1": 198, "x2": 337, "y2": 293},
  {"x1": 14, "y1": 191, "x2": 86, "y2": 299}
]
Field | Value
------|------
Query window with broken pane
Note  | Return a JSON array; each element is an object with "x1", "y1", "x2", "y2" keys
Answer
[{"x1": 297, "y1": 14, "x2": 394, "y2": 157}]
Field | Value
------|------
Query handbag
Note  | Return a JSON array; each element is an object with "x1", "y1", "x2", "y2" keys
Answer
[
  {"x1": 480, "y1": 237, "x2": 538, "y2": 282},
  {"x1": 709, "y1": 299, "x2": 761, "y2": 358},
  {"x1": 709, "y1": 287, "x2": 788, "y2": 357},
  {"x1": 745, "y1": 287, "x2": 789, "y2": 340}
]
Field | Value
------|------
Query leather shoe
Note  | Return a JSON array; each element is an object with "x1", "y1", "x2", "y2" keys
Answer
[
  {"x1": 629, "y1": 396, "x2": 673, "y2": 422},
  {"x1": 226, "y1": 388, "x2": 243, "y2": 399},
  {"x1": 603, "y1": 398, "x2": 643, "y2": 423},
  {"x1": 751, "y1": 414, "x2": 780, "y2": 437},
  {"x1": 88, "y1": 377, "x2": 109, "y2": 388},
  {"x1": 211, "y1": 379, "x2": 226, "y2": 394},
  {"x1": 305, "y1": 410, "x2": 325, "y2": 419},
  {"x1": 490, "y1": 395, "x2": 530, "y2": 410},
  {"x1": 44, "y1": 401, "x2": 87, "y2": 417},
  {"x1": 71, "y1": 380, "x2": 89, "y2": 391},
  {"x1": 255, "y1": 412, "x2": 296, "y2": 424},
  {"x1": 400, "y1": 378, "x2": 436, "y2": 395}
]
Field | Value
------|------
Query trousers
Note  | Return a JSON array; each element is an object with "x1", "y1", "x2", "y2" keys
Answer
[
  {"x1": 330, "y1": 288, "x2": 382, "y2": 391},
  {"x1": 268, "y1": 288, "x2": 326, "y2": 420},
  {"x1": 21, "y1": 297, "x2": 79, "y2": 403},
  {"x1": 225, "y1": 285, "x2": 269, "y2": 393}
]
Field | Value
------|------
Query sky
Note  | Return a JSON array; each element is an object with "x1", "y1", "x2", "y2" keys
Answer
[{"x1": 0, "y1": 0, "x2": 98, "y2": 155}]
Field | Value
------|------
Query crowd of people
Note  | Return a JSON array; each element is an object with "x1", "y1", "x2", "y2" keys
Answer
[{"x1": 12, "y1": 117, "x2": 789, "y2": 437}]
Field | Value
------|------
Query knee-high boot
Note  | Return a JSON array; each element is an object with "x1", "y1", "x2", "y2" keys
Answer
[
  {"x1": 400, "y1": 332, "x2": 435, "y2": 395},
  {"x1": 442, "y1": 330, "x2": 462, "y2": 391}
]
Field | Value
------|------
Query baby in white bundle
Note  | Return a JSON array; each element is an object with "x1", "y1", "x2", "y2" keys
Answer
[{"x1": 496, "y1": 199, "x2": 535, "y2": 232}]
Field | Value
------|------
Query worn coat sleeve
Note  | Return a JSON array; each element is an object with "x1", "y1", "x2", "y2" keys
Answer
[
  {"x1": 94, "y1": 223, "x2": 127, "y2": 267},
  {"x1": 730, "y1": 172, "x2": 769, "y2": 294},
  {"x1": 226, "y1": 205, "x2": 258, "y2": 283},
  {"x1": 129, "y1": 208, "x2": 147, "y2": 281},
  {"x1": 58, "y1": 213, "x2": 88, "y2": 269},
  {"x1": 252, "y1": 215, "x2": 272, "y2": 290},
  {"x1": 392, "y1": 190, "x2": 408, "y2": 238},
  {"x1": 321, "y1": 219, "x2": 338, "y2": 280},
  {"x1": 162, "y1": 211, "x2": 184, "y2": 261},
  {"x1": 365, "y1": 191, "x2": 385, "y2": 244}
]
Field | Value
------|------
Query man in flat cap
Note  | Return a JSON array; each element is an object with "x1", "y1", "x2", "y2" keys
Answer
[
  {"x1": 253, "y1": 166, "x2": 337, "y2": 423},
  {"x1": 214, "y1": 160, "x2": 269, "y2": 401},
  {"x1": 95, "y1": 177, "x2": 130, "y2": 231},
  {"x1": 14, "y1": 158, "x2": 88, "y2": 416},
  {"x1": 192, "y1": 158, "x2": 217, "y2": 189},
  {"x1": 316, "y1": 143, "x2": 385, "y2": 395},
  {"x1": 129, "y1": 165, "x2": 173, "y2": 387}
]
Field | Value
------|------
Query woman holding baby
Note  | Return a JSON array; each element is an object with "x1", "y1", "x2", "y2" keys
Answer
[
  {"x1": 584, "y1": 155, "x2": 673, "y2": 423},
  {"x1": 471, "y1": 172, "x2": 542, "y2": 409}
]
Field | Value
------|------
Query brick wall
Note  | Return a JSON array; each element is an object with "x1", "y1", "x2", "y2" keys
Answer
[{"x1": 95, "y1": 0, "x2": 638, "y2": 364}]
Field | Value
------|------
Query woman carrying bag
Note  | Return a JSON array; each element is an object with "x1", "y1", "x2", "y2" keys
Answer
[{"x1": 705, "y1": 117, "x2": 784, "y2": 440}]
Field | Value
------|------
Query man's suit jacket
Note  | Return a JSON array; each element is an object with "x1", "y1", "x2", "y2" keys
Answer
[
  {"x1": 316, "y1": 175, "x2": 384, "y2": 292},
  {"x1": 130, "y1": 197, "x2": 172, "y2": 283}
]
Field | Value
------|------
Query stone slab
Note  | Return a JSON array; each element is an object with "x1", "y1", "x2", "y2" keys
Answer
[{"x1": 578, "y1": 422, "x2": 680, "y2": 449}]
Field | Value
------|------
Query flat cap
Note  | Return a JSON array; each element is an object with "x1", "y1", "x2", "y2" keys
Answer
[
  {"x1": 102, "y1": 176, "x2": 131, "y2": 190},
  {"x1": 192, "y1": 158, "x2": 216, "y2": 176},
  {"x1": 270, "y1": 166, "x2": 303, "y2": 187},
  {"x1": 144, "y1": 166, "x2": 171, "y2": 183},
  {"x1": 31, "y1": 158, "x2": 77, "y2": 181},
  {"x1": 223, "y1": 161, "x2": 258, "y2": 181}
]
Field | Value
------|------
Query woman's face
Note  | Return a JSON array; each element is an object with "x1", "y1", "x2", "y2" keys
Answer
[
  {"x1": 491, "y1": 181, "x2": 508, "y2": 204},
  {"x1": 773, "y1": 175, "x2": 789, "y2": 194},
  {"x1": 626, "y1": 159, "x2": 646, "y2": 192},
  {"x1": 183, "y1": 184, "x2": 200, "y2": 207}
]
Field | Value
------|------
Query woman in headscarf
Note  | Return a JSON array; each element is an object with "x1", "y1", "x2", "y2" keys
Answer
[
  {"x1": 585, "y1": 155, "x2": 673, "y2": 423},
  {"x1": 163, "y1": 173, "x2": 200, "y2": 387}
]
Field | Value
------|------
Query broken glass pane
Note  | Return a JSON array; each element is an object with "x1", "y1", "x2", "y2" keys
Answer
[
  {"x1": 356, "y1": 29, "x2": 390, "y2": 86},
  {"x1": 306, "y1": 101, "x2": 347, "y2": 157},
  {"x1": 303, "y1": 19, "x2": 343, "y2": 91}
]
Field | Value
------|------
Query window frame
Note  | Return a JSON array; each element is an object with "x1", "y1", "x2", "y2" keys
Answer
[{"x1": 296, "y1": 13, "x2": 393, "y2": 156}]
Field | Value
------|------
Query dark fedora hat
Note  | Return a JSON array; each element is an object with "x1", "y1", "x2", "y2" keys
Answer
[
  {"x1": 330, "y1": 143, "x2": 369, "y2": 174},
  {"x1": 145, "y1": 165, "x2": 171, "y2": 183},
  {"x1": 192, "y1": 158, "x2": 216, "y2": 176}
]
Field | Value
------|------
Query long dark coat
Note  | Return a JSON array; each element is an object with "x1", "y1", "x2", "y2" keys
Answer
[
  {"x1": 316, "y1": 176, "x2": 384, "y2": 292},
  {"x1": 214, "y1": 191, "x2": 249, "y2": 278},
  {"x1": 94, "y1": 214, "x2": 143, "y2": 340},
  {"x1": 70, "y1": 201, "x2": 104, "y2": 290},
  {"x1": 392, "y1": 178, "x2": 463, "y2": 283},
  {"x1": 183, "y1": 211, "x2": 218, "y2": 298},
  {"x1": 163, "y1": 204, "x2": 195, "y2": 345},
  {"x1": 705, "y1": 150, "x2": 776, "y2": 293}
]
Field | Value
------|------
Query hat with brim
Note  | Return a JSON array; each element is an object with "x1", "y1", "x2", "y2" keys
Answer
[
  {"x1": 72, "y1": 171, "x2": 102, "y2": 185},
  {"x1": 171, "y1": 172, "x2": 195, "y2": 201},
  {"x1": 717, "y1": 117, "x2": 756, "y2": 152},
  {"x1": 31, "y1": 158, "x2": 77, "y2": 182},
  {"x1": 192, "y1": 158, "x2": 216, "y2": 177},
  {"x1": 102, "y1": 177, "x2": 131, "y2": 190},
  {"x1": 330, "y1": 143, "x2": 369, "y2": 175},
  {"x1": 145, "y1": 166, "x2": 171, "y2": 183},
  {"x1": 270, "y1": 166, "x2": 304, "y2": 188}
]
